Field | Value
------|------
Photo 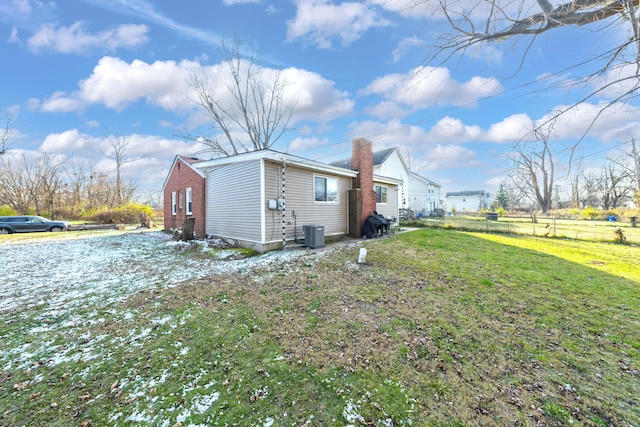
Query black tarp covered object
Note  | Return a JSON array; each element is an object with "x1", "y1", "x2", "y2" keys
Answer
[{"x1": 361, "y1": 214, "x2": 389, "y2": 238}]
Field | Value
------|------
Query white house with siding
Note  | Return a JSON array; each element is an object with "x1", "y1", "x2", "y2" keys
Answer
[
  {"x1": 185, "y1": 147, "x2": 400, "y2": 252},
  {"x1": 331, "y1": 146, "x2": 442, "y2": 216},
  {"x1": 444, "y1": 190, "x2": 491, "y2": 213}
]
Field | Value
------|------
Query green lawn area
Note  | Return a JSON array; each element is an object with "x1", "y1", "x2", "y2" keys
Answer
[
  {"x1": 406, "y1": 215, "x2": 640, "y2": 245},
  {"x1": 2, "y1": 229, "x2": 639, "y2": 426}
]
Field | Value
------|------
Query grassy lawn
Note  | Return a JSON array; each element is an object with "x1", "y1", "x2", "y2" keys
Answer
[
  {"x1": 2, "y1": 229, "x2": 639, "y2": 426},
  {"x1": 407, "y1": 216, "x2": 640, "y2": 245}
]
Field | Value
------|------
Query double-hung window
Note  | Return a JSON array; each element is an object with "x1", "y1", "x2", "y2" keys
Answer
[
  {"x1": 314, "y1": 176, "x2": 338, "y2": 202},
  {"x1": 171, "y1": 192, "x2": 177, "y2": 216},
  {"x1": 375, "y1": 185, "x2": 387, "y2": 204},
  {"x1": 185, "y1": 187, "x2": 193, "y2": 215}
]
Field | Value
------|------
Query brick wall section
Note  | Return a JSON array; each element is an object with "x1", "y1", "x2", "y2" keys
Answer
[
  {"x1": 163, "y1": 157, "x2": 206, "y2": 238},
  {"x1": 351, "y1": 138, "x2": 376, "y2": 230}
]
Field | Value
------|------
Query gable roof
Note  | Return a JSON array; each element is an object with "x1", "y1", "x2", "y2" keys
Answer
[
  {"x1": 161, "y1": 155, "x2": 206, "y2": 191},
  {"x1": 410, "y1": 171, "x2": 441, "y2": 187},
  {"x1": 192, "y1": 149, "x2": 359, "y2": 178},
  {"x1": 445, "y1": 190, "x2": 487, "y2": 197},
  {"x1": 330, "y1": 146, "x2": 398, "y2": 170}
]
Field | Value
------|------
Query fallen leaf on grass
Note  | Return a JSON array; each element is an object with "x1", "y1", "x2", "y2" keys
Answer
[{"x1": 13, "y1": 381, "x2": 29, "y2": 390}]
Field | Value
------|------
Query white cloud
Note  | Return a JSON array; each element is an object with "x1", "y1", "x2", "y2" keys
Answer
[
  {"x1": 27, "y1": 22, "x2": 149, "y2": 54},
  {"x1": 367, "y1": 0, "x2": 437, "y2": 17},
  {"x1": 38, "y1": 91, "x2": 84, "y2": 113},
  {"x1": 38, "y1": 129, "x2": 208, "y2": 190},
  {"x1": 363, "y1": 100, "x2": 410, "y2": 120},
  {"x1": 392, "y1": 36, "x2": 423, "y2": 62},
  {"x1": 424, "y1": 144, "x2": 480, "y2": 171},
  {"x1": 40, "y1": 129, "x2": 102, "y2": 152},
  {"x1": 288, "y1": 136, "x2": 328, "y2": 151},
  {"x1": 281, "y1": 67, "x2": 355, "y2": 121},
  {"x1": 76, "y1": 0, "x2": 221, "y2": 46},
  {"x1": 590, "y1": 62, "x2": 640, "y2": 100},
  {"x1": 80, "y1": 57, "x2": 197, "y2": 111},
  {"x1": 8, "y1": 27, "x2": 19, "y2": 43},
  {"x1": 427, "y1": 117, "x2": 482, "y2": 143},
  {"x1": 347, "y1": 119, "x2": 435, "y2": 151},
  {"x1": 540, "y1": 101, "x2": 640, "y2": 143},
  {"x1": 37, "y1": 56, "x2": 355, "y2": 131},
  {"x1": 361, "y1": 66, "x2": 503, "y2": 117},
  {"x1": 0, "y1": 0, "x2": 47, "y2": 25},
  {"x1": 37, "y1": 56, "x2": 197, "y2": 112},
  {"x1": 483, "y1": 113, "x2": 534, "y2": 143},
  {"x1": 286, "y1": 0, "x2": 392, "y2": 48}
]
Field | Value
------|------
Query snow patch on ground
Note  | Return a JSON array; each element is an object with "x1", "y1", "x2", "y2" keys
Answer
[{"x1": 0, "y1": 231, "x2": 339, "y2": 425}]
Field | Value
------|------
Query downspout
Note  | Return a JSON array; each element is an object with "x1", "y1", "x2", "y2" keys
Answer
[{"x1": 281, "y1": 160, "x2": 286, "y2": 249}]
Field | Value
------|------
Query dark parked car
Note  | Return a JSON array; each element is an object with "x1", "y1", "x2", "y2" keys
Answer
[{"x1": 0, "y1": 216, "x2": 71, "y2": 234}]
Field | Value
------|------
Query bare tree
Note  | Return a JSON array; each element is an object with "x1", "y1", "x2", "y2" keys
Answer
[
  {"x1": 419, "y1": 1, "x2": 640, "y2": 47},
  {"x1": 0, "y1": 106, "x2": 17, "y2": 155},
  {"x1": 0, "y1": 155, "x2": 32, "y2": 213},
  {"x1": 580, "y1": 169, "x2": 601, "y2": 207},
  {"x1": 599, "y1": 149, "x2": 637, "y2": 208},
  {"x1": 0, "y1": 153, "x2": 64, "y2": 216},
  {"x1": 102, "y1": 129, "x2": 141, "y2": 206},
  {"x1": 412, "y1": 0, "x2": 640, "y2": 136},
  {"x1": 35, "y1": 153, "x2": 65, "y2": 219},
  {"x1": 509, "y1": 126, "x2": 556, "y2": 213},
  {"x1": 402, "y1": 145, "x2": 430, "y2": 172},
  {"x1": 187, "y1": 36, "x2": 296, "y2": 157}
]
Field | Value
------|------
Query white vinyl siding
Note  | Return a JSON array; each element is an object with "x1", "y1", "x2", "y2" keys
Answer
[
  {"x1": 264, "y1": 161, "x2": 350, "y2": 243},
  {"x1": 205, "y1": 160, "x2": 262, "y2": 242},
  {"x1": 374, "y1": 182, "x2": 398, "y2": 220}
]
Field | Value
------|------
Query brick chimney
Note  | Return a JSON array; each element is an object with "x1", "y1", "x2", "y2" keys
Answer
[{"x1": 348, "y1": 138, "x2": 376, "y2": 236}]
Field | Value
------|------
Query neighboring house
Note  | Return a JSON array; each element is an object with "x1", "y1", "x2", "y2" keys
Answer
[
  {"x1": 444, "y1": 190, "x2": 491, "y2": 213},
  {"x1": 331, "y1": 146, "x2": 442, "y2": 216},
  {"x1": 162, "y1": 155, "x2": 206, "y2": 238},
  {"x1": 162, "y1": 138, "x2": 400, "y2": 252}
]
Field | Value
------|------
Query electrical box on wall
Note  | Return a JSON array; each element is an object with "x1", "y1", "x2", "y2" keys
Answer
[{"x1": 268, "y1": 199, "x2": 285, "y2": 210}]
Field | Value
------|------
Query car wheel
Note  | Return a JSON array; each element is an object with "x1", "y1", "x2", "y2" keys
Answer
[
  {"x1": 0, "y1": 227, "x2": 10, "y2": 234},
  {"x1": 50, "y1": 226, "x2": 63, "y2": 232}
]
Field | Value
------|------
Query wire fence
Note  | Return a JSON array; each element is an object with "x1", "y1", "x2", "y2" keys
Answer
[{"x1": 402, "y1": 215, "x2": 640, "y2": 245}]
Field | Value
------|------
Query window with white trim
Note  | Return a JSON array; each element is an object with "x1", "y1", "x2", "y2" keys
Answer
[
  {"x1": 171, "y1": 192, "x2": 177, "y2": 215},
  {"x1": 375, "y1": 185, "x2": 387, "y2": 204},
  {"x1": 185, "y1": 187, "x2": 193, "y2": 215},
  {"x1": 314, "y1": 176, "x2": 338, "y2": 202}
]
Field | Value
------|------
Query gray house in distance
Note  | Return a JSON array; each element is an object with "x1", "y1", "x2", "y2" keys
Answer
[{"x1": 444, "y1": 190, "x2": 491, "y2": 213}]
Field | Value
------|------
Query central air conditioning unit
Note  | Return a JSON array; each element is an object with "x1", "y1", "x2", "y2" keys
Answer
[{"x1": 303, "y1": 224, "x2": 325, "y2": 249}]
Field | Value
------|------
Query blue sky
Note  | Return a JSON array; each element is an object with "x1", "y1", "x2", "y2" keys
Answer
[{"x1": 1, "y1": 0, "x2": 638, "y2": 199}]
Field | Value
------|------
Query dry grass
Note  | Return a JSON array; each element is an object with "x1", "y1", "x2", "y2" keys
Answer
[
  {"x1": 2, "y1": 229, "x2": 638, "y2": 426},
  {"x1": 146, "y1": 230, "x2": 639, "y2": 426}
]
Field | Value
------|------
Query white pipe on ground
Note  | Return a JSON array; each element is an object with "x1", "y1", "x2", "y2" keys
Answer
[{"x1": 358, "y1": 248, "x2": 367, "y2": 264}]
